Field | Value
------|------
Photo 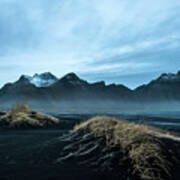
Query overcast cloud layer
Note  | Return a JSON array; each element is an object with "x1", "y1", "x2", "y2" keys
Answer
[{"x1": 0, "y1": 0, "x2": 180, "y2": 88}]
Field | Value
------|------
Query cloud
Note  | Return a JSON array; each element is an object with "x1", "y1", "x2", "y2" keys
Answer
[{"x1": 0, "y1": 0, "x2": 180, "y2": 88}]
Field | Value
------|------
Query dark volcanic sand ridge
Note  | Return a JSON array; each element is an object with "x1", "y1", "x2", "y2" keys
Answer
[
  {"x1": 53, "y1": 116, "x2": 180, "y2": 180},
  {"x1": 0, "y1": 114, "x2": 180, "y2": 180}
]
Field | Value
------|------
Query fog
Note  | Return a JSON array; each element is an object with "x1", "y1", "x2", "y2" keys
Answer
[{"x1": 1, "y1": 98, "x2": 180, "y2": 118}]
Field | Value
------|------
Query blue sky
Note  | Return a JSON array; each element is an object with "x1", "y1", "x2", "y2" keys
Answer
[{"x1": 0, "y1": 0, "x2": 180, "y2": 89}]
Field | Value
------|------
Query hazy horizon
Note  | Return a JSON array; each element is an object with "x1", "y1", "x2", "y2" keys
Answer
[{"x1": 1, "y1": 70, "x2": 180, "y2": 90}]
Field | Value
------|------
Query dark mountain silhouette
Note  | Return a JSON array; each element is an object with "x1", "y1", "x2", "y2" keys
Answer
[
  {"x1": 0, "y1": 71, "x2": 180, "y2": 111},
  {"x1": 135, "y1": 72, "x2": 180, "y2": 102}
]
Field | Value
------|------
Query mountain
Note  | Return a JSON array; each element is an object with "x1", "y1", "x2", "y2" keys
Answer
[
  {"x1": 23, "y1": 72, "x2": 58, "y2": 87},
  {"x1": 135, "y1": 71, "x2": 180, "y2": 102},
  {"x1": 0, "y1": 75, "x2": 51, "y2": 106},
  {"x1": 48, "y1": 73, "x2": 132, "y2": 104},
  {"x1": 0, "y1": 71, "x2": 180, "y2": 111}
]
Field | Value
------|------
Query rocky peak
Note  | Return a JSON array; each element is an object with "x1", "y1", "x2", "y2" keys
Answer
[
  {"x1": 62, "y1": 73, "x2": 80, "y2": 81},
  {"x1": 92, "y1": 81, "x2": 105, "y2": 87},
  {"x1": 59, "y1": 73, "x2": 88, "y2": 86},
  {"x1": 17, "y1": 75, "x2": 31, "y2": 84},
  {"x1": 157, "y1": 72, "x2": 180, "y2": 82},
  {"x1": 22, "y1": 72, "x2": 58, "y2": 87},
  {"x1": 33, "y1": 72, "x2": 58, "y2": 81}
]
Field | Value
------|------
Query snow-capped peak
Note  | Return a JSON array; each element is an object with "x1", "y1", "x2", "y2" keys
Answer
[{"x1": 24, "y1": 72, "x2": 58, "y2": 87}]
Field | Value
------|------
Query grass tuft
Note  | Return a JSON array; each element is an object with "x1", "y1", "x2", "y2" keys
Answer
[
  {"x1": 10, "y1": 104, "x2": 31, "y2": 115},
  {"x1": 0, "y1": 104, "x2": 60, "y2": 128},
  {"x1": 73, "y1": 116, "x2": 171, "y2": 180}
]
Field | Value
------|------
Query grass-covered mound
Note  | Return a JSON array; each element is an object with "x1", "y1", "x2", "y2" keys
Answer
[
  {"x1": 0, "y1": 104, "x2": 60, "y2": 128},
  {"x1": 56, "y1": 116, "x2": 180, "y2": 180}
]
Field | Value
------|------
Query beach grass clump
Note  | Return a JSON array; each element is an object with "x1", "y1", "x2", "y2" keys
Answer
[
  {"x1": 0, "y1": 104, "x2": 60, "y2": 128},
  {"x1": 73, "y1": 116, "x2": 171, "y2": 180}
]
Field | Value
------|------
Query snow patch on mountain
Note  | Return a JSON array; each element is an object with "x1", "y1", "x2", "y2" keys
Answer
[{"x1": 25, "y1": 72, "x2": 58, "y2": 87}]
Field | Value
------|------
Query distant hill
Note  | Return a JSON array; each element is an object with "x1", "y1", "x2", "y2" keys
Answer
[{"x1": 0, "y1": 71, "x2": 180, "y2": 111}]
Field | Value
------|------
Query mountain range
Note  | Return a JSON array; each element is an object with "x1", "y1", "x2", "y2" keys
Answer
[{"x1": 1, "y1": 71, "x2": 180, "y2": 111}]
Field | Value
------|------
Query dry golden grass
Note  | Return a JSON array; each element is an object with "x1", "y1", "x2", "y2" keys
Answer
[
  {"x1": 0, "y1": 104, "x2": 60, "y2": 128},
  {"x1": 10, "y1": 104, "x2": 31, "y2": 115},
  {"x1": 73, "y1": 116, "x2": 171, "y2": 180},
  {"x1": 10, "y1": 112, "x2": 43, "y2": 128}
]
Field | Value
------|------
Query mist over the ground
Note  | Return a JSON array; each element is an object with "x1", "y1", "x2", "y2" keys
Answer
[{"x1": 2, "y1": 98, "x2": 180, "y2": 117}]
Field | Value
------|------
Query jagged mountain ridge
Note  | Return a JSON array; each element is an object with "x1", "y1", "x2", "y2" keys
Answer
[{"x1": 0, "y1": 71, "x2": 180, "y2": 110}]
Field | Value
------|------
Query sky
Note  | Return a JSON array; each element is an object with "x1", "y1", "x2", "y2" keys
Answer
[{"x1": 0, "y1": 0, "x2": 180, "y2": 89}]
